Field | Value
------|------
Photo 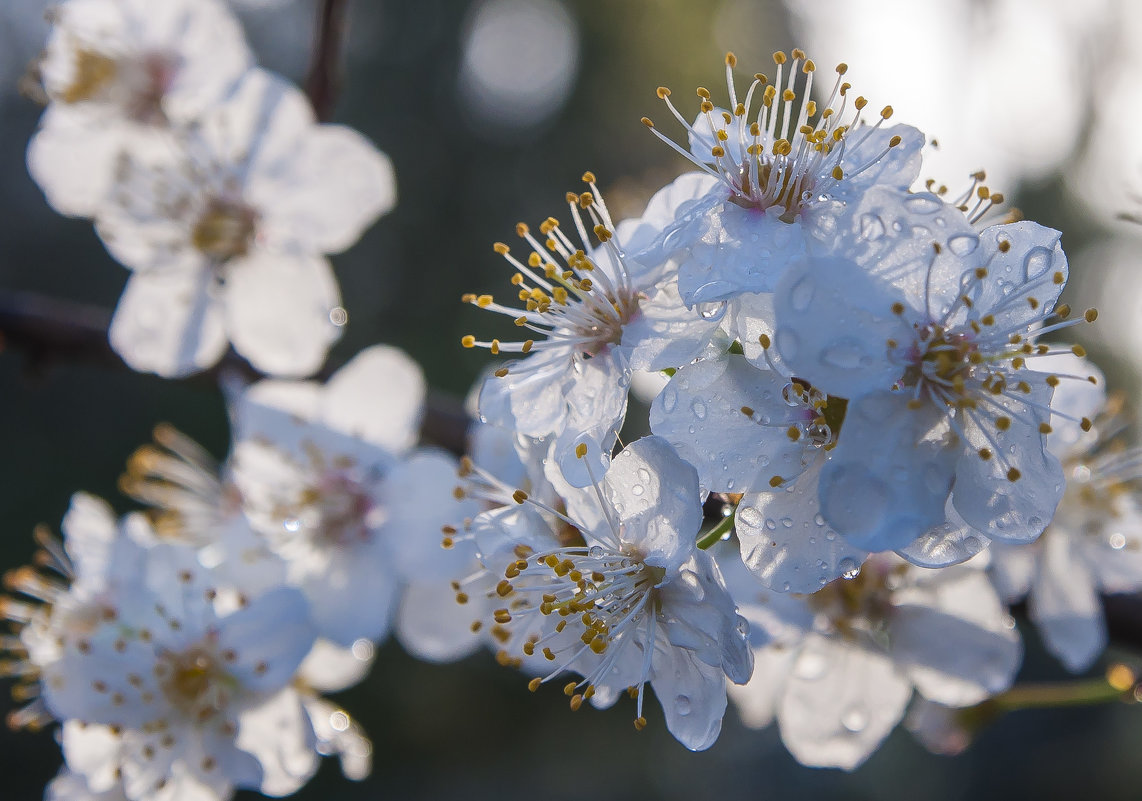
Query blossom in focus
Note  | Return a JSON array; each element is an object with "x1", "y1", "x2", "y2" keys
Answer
[
  {"x1": 476, "y1": 436, "x2": 753, "y2": 750},
  {"x1": 28, "y1": 0, "x2": 252, "y2": 217},
  {"x1": 770, "y1": 194, "x2": 1081, "y2": 552},
  {"x1": 467, "y1": 175, "x2": 689, "y2": 487},
  {"x1": 723, "y1": 550, "x2": 1020, "y2": 769},
  {"x1": 100, "y1": 67, "x2": 396, "y2": 377},
  {"x1": 639, "y1": 50, "x2": 924, "y2": 305}
]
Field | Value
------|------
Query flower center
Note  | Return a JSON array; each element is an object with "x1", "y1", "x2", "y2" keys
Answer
[
  {"x1": 62, "y1": 48, "x2": 176, "y2": 124},
  {"x1": 192, "y1": 198, "x2": 258, "y2": 261},
  {"x1": 157, "y1": 645, "x2": 233, "y2": 722},
  {"x1": 295, "y1": 471, "x2": 376, "y2": 546},
  {"x1": 644, "y1": 50, "x2": 902, "y2": 222}
]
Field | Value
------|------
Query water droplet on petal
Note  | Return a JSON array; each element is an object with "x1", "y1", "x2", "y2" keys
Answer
[
  {"x1": 631, "y1": 484, "x2": 644, "y2": 496},
  {"x1": 691, "y1": 400, "x2": 707, "y2": 420},
  {"x1": 284, "y1": 518, "x2": 301, "y2": 532},
  {"x1": 839, "y1": 557, "x2": 860, "y2": 580},
  {"x1": 675, "y1": 694, "x2": 692, "y2": 716},
  {"x1": 789, "y1": 276, "x2": 815, "y2": 312},
  {"x1": 905, "y1": 195, "x2": 942, "y2": 214},
  {"x1": 841, "y1": 706, "x2": 869, "y2": 732},
  {"x1": 1110, "y1": 532, "x2": 1127, "y2": 550},
  {"x1": 947, "y1": 234, "x2": 979, "y2": 256},
  {"x1": 1022, "y1": 246, "x2": 1054, "y2": 281},
  {"x1": 698, "y1": 300, "x2": 728, "y2": 321},
  {"x1": 661, "y1": 386, "x2": 678, "y2": 413},
  {"x1": 793, "y1": 648, "x2": 827, "y2": 680}
]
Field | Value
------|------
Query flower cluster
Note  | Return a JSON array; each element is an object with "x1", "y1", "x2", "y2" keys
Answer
[
  {"x1": 3, "y1": 348, "x2": 477, "y2": 799},
  {"x1": 27, "y1": 0, "x2": 395, "y2": 377},
  {"x1": 460, "y1": 50, "x2": 1142, "y2": 765}
]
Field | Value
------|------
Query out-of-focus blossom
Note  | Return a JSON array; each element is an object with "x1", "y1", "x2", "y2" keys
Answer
[
  {"x1": 28, "y1": 0, "x2": 252, "y2": 217},
  {"x1": 724, "y1": 551, "x2": 1020, "y2": 769},
  {"x1": 991, "y1": 355, "x2": 1142, "y2": 672},
  {"x1": 100, "y1": 68, "x2": 395, "y2": 377}
]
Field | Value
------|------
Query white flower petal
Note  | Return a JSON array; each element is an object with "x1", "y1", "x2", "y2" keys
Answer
[
  {"x1": 223, "y1": 252, "x2": 342, "y2": 377},
  {"x1": 778, "y1": 633, "x2": 911, "y2": 770},
  {"x1": 819, "y1": 392, "x2": 957, "y2": 552},
  {"x1": 323, "y1": 345, "x2": 425, "y2": 454},
  {"x1": 1030, "y1": 531, "x2": 1106, "y2": 672},
  {"x1": 109, "y1": 267, "x2": 228, "y2": 377},
  {"x1": 603, "y1": 436, "x2": 701, "y2": 573},
  {"x1": 252, "y1": 125, "x2": 396, "y2": 255},
  {"x1": 234, "y1": 689, "x2": 318, "y2": 797},
  {"x1": 396, "y1": 577, "x2": 485, "y2": 663},
  {"x1": 737, "y1": 460, "x2": 869, "y2": 593}
]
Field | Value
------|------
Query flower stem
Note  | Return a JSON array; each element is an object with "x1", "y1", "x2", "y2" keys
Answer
[{"x1": 992, "y1": 666, "x2": 1136, "y2": 711}]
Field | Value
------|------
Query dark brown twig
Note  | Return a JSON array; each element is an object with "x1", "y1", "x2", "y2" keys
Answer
[
  {"x1": 0, "y1": 290, "x2": 471, "y2": 453},
  {"x1": 303, "y1": 0, "x2": 349, "y2": 122}
]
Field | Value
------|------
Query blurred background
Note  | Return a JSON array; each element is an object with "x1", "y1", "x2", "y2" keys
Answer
[{"x1": 3, "y1": 0, "x2": 1142, "y2": 798}]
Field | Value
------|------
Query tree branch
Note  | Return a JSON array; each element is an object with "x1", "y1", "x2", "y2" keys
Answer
[
  {"x1": 303, "y1": 0, "x2": 349, "y2": 122},
  {"x1": 0, "y1": 290, "x2": 470, "y2": 454}
]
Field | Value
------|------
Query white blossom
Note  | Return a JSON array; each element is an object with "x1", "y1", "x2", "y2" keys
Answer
[{"x1": 99, "y1": 67, "x2": 396, "y2": 377}]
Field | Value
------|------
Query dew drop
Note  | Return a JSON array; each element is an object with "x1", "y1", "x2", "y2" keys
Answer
[
  {"x1": 589, "y1": 546, "x2": 605, "y2": 558},
  {"x1": 691, "y1": 400, "x2": 708, "y2": 420},
  {"x1": 775, "y1": 328, "x2": 801, "y2": 362},
  {"x1": 661, "y1": 387, "x2": 678, "y2": 413},
  {"x1": 284, "y1": 518, "x2": 301, "y2": 533},
  {"x1": 839, "y1": 556, "x2": 860, "y2": 580},
  {"x1": 1022, "y1": 246, "x2": 1054, "y2": 281},
  {"x1": 1110, "y1": 532, "x2": 1127, "y2": 550},
  {"x1": 841, "y1": 706, "x2": 869, "y2": 733},
  {"x1": 631, "y1": 484, "x2": 645, "y2": 497},
  {"x1": 905, "y1": 195, "x2": 942, "y2": 214},
  {"x1": 698, "y1": 300, "x2": 728, "y2": 321},
  {"x1": 859, "y1": 214, "x2": 886, "y2": 241},
  {"x1": 764, "y1": 518, "x2": 777, "y2": 531},
  {"x1": 821, "y1": 338, "x2": 870, "y2": 370},
  {"x1": 789, "y1": 276, "x2": 815, "y2": 312},
  {"x1": 947, "y1": 234, "x2": 979, "y2": 256},
  {"x1": 675, "y1": 694, "x2": 692, "y2": 716}
]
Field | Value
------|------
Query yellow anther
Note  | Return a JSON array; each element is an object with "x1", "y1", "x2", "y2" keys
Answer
[
  {"x1": 634, "y1": 717, "x2": 648, "y2": 731},
  {"x1": 521, "y1": 340, "x2": 534, "y2": 354},
  {"x1": 1007, "y1": 467, "x2": 1021, "y2": 482},
  {"x1": 725, "y1": 52, "x2": 737, "y2": 67},
  {"x1": 711, "y1": 145, "x2": 726, "y2": 158},
  {"x1": 786, "y1": 426, "x2": 801, "y2": 442},
  {"x1": 740, "y1": 406, "x2": 755, "y2": 417},
  {"x1": 1071, "y1": 344, "x2": 1086, "y2": 357},
  {"x1": 461, "y1": 335, "x2": 476, "y2": 348},
  {"x1": 759, "y1": 333, "x2": 771, "y2": 349},
  {"x1": 575, "y1": 443, "x2": 588, "y2": 458},
  {"x1": 769, "y1": 475, "x2": 784, "y2": 488},
  {"x1": 493, "y1": 242, "x2": 509, "y2": 255},
  {"x1": 791, "y1": 48, "x2": 806, "y2": 59},
  {"x1": 978, "y1": 448, "x2": 992, "y2": 460},
  {"x1": 1081, "y1": 417, "x2": 1093, "y2": 432},
  {"x1": 454, "y1": 591, "x2": 468, "y2": 604},
  {"x1": 563, "y1": 681, "x2": 577, "y2": 696},
  {"x1": 1039, "y1": 423, "x2": 1053, "y2": 434},
  {"x1": 782, "y1": 89, "x2": 796, "y2": 102},
  {"x1": 1056, "y1": 304, "x2": 1071, "y2": 318},
  {"x1": 974, "y1": 267, "x2": 988, "y2": 279},
  {"x1": 496, "y1": 580, "x2": 513, "y2": 597},
  {"x1": 889, "y1": 135, "x2": 902, "y2": 147},
  {"x1": 854, "y1": 96, "x2": 867, "y2": 110},
  {"x1": 569, "y1": 694, "x2": 584, "y2": 711},
  {"x1": 494, "y1": 609, "x2": 512, "y2": 624},
  {"x1": 696, "y1": 87, "x2": 711, "y2": 99},
  {"x1": 641, "y1": 117, "x2": 654, "y2": 127},
  {"x1": 803, "y1": 59, "x2": 816, "y2": 73},
  {"x1": 880, "y1": 105, "x2": 893, "y2": 119},
  {"x1": 489, "y1": 339, "x2": 501, "y2": 355},
  {"x1": 891, "y1": 302, "x2": 905, "y2": 315},
  {"x1": 656, "y1": 86, "x2": 671, "y2": 99},
  {"x1": 1053, "y1": 271, "x2": 1065, "y2": 285},
  {"x1": 991, "y1": 193, "x2": 1005, "y2": 204},
  {"x1": 773, "y1": 51, "x2": 787, "y2": 65},
  {"x1": 832, "y1": 166, "x2": 844, "y2": 180},
  {"x1": 581, "y1": 171, "x2": 596, "y2": 183},
  {"x1": 998, "y1": 240, "x2": 1012, "y2": 253},
  {"x1": 512, "y1": 490, "x2": 529, "y2": 504},
  {"x1": 1085, "y1": 308, "x2": 1099, "y2": 322},
  {"x1": 996, "y1": 416, "x2": 1011, "y2": 431},
  {"x1": 528, "y1": 677, "x2": 542, "y2": 692}
]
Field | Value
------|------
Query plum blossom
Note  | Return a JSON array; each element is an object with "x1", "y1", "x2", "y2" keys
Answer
[
  {"x1": 231, "y1": 345, "x2": 475, "y2": 649},
  {"x1": 466, "y1": 174, "x2": 713, "y2": 487},
  {"x1": 478, "y1": 436, "x2": 752, "y2": 750},
  {"x1": 99, "y1": 67, "x2": 396, "y2": 377},
  {"x1": 2, "y1": 502, "x2": 320, "y2": 801},
  {"x1": 771, "y1": 193, "x2": 1086, "y2": 552},
  {"x1": 28, "y1": 0, "x2": 252, "y2": 217},
  {"x1": 723, "y1": 550, "x2": 1020, "y2": 769},
  {"x1": 639, "y1": 50, "x2": 924, "y2": 304},
  {"x1": 990, "y1": 356, "x2": 1142, "y2": 672}
]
